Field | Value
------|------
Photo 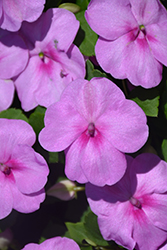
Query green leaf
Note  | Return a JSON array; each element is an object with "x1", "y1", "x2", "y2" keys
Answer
[
  {"x1": 39, "y1": 237, "x2": 46, "y2": 244},
  {"x1": 0, "y1": 108, "x2": 28, "y2": 122},
  {"x1": 75, "y1": 11, "x2": 98, "y2": 56},
  {"x1": 86, "y1": 60, "x2": 107, "y2": 80},
  {"x1": 76, "y1": 0, "x2": 89, "y2": 10},
  {"x1": 48, "y1": 152, "x2": 59, "y2": 163},
  {"x1": 161, "y1": 139, "x2": 167, "y2": 162},
  {"x1": 66, "y1": 222, "x2": 88, "y2": 245},
  {"x1": 84, "y1": 210, "x2": 110, "y2": 247},
  {"x1": 29, "y1": 106, "x2": 46, "y2": 136},
  {"x1": 66, "y1": 209, "x2": 110, "y2": 248},
  {"x1": 129, "y1": 87, "x2": 159, "y2": 117}
]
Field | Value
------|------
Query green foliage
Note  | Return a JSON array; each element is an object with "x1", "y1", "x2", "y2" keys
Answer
[
  {"x1": 161, "y1": 139, "x2": 167, "y2": 162},
  {"x1": 129, "y1": 86, "x2": 160, "y2": 117},
  {"x1": 0, "y1": 108, "x2": 28, "y2": 122},
  {"x1": 29, "y1": 106, "x2": 46, "y2": 136},
  {"x1": 66, "y1": 209, "x2": 110, "y2": 248},
  {"x1": 86, "y1": 60, "x2": 107, "y2": 80},
  {"x1": 76, "y1": 0, "x2": 89, "y2": 10},
  {"x1": 75, "y1": 11, "x2": 98, "y2": 56},
  {"x1": 48, "y1": 152, "x2": 59, "y2": 163}
]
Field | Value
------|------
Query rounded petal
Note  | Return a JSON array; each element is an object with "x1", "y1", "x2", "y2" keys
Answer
[
  {"x1": 0, "y1": 79, "x2": 14, "y2": 112},
  {"x1": 11, "y1": 184, "x2": 45, "y2": 213},
  {"x1": 85, "y1": 0, "x2": 138, "y2": 40},
  {"x1": 97, "y1": 99, "x2": 148, "y2": 153},
  {"x1": 95, "y1": 31, "x2": 163, "y2": 88},
  {"x1": 20, "y1": 8, "x2": 79, "y2": 52},
  {"x1": 0, "y1": 119, "x2": 36, "y2": 163},
  {"x1": 22, "y1": 237, "x2": 80, "y2": 250},
  {"x1": 66, "y1": 131, "x2": 126, "y2": 186},
  {"x1": 0, "y1": 30, "x2": 28, "y2": 79},
  {"x1": 130, "y1": 0, "x2": 167, "y2": 26},
  {"x1": 1, "y1": 0, "x2": 44, "y2": 31},
  {"x1": 7, "y1": 145, "x2": 49, "y2": 194},
  {"x1": 146, "y1": 22, "x2": 167, "y2": 66},
  {"x1": 39, "y1": 100, "x2": 88, "y2": 152},
  {"x1": 0, "y1": 173, "x2": 13, "y2": 219},
  {"x1": 131, "y1": 153, "x2": 167, "y2": 195}
]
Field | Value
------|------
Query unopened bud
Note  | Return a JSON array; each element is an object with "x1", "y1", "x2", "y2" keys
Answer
[
  {"x1": 47, "y1": 180, "x2": 76, "y2": 201},
  {"x1": 59, "y1": 3, "x2": 81, "y2": 14}
]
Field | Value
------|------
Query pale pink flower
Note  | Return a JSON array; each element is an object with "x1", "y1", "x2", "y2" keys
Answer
[
  {"x1": 15, "y1": 8, "x2": 85, "y2": 111},
  {"x1": 0, "y1": 119, "x2": 49, "y2": 219},
  {"x1": 85, "y1": 0, "x2": 167, "y2": 88},
  {"x1": 86, "y1": 153, "x2": 167, "y2": 250},
  {"x1": 39, "y1": 77, "x2": 148, "y2": 186},
  {"x1": 0, "y1": 0, "x2": 45, "y2": 31},
  {"x1": 22, "y1": 237, "x2": 80, "y2": 250}
]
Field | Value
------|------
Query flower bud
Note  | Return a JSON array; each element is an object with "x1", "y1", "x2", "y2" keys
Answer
[{"x1": 59, "y1": 3, "x2": 81, "y2": 13}]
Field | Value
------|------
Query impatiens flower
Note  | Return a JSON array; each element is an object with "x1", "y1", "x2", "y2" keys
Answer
[
  {"x1": 0, "y1": 0, "x2": 45, "y2": 31},
  {"x1": 21, "y1": 236, "x2": 80, "y2": 250},
  {"x1": 86, "y1": 153, "x2": 167, "y2": 250},
  {"x1": 39, "y1": 77, "x2": 148, "y2": 186},
  {"x1": 0, "y1": 119, "x2": 49, "y2": 219},
  {"x1": 0, "y1": 29, "x2": 28, "y2": 79},
  {"x1": 85, "y1": 0, "x2": 167, "y2": 88},
  {"x1": 15, "y1": 8, "x2": 85, "y2": 111},
  {"x1": 0, "y1": 79, "x2": 14, "y2": 111}
]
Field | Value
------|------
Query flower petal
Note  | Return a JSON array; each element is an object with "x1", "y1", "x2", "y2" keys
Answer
[
  {"x1": 95, "y1": 31, "x2": 162, "y2": 88},
  {"x1": 7, "y1": 145, "x2": 49, "y2": 194},
  {"x1": 97, "y1": 99, "x2": 148, "y2": 153},
  {"x1": 85, "y1": 0, "x2": 138, "y2": 40},
  {"x1": 0, "y1": 79, "x2": 14, "y2": 112},
  {"x1": 66, "y1": 131, "x2": 127, "y2": 186}
]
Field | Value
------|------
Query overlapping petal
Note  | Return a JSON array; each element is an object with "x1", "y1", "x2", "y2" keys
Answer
[
  {"x1": 85, "y1": 0, "x2": 137, "y2": 40},
  {"x1": 1, "y1": 0, "x2": 45, "y2": 31},
  {"x1": 0, "y1": 79, "x2": 14, "y2": 112},
  {"x1": 95, "y1": 31, "x2": 162, "y2": 88}
]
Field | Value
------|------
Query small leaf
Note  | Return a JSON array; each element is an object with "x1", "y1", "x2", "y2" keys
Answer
[
  {"x1": 49, "y1": 152, "x2": 59, "y2": 163},
  {"x1": 84, "y1": 210, "x2": 110, "y2": 247},
  {"x1": 39, "y1": 237, "x2": 46, "y2": 244},
  {"x1": 66, "y1": 222, "x2": 88, "y2": 245},
  {"x1": 76, "y1": 0, "x2": 89, "y2": 10},
  {"x1": 0, "y1": 108, "x2": 28, "y2": 122},
  {"x1": 162, "y1": 139, "x2": 167, "y2": 162},
  {"x1": 86, "y1": 60, "x2": 107, "y2": 80},
  {"x1": 129, "y1": 87, "x2": 159, "y2": 117},
  {"x1": 75, "y1": 11, "x2": 98, "y2": 56},
  {"x1": 29, "y1": 106, "x2": 46, "y2": 136}
]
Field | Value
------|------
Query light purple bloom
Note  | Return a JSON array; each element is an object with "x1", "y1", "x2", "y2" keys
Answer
[
  {"x1": 21, "y1": 237, "x2": 80, "y2": 250},
  {"x1": 0, "y1": 79, "x2": 14, "y2": 111},
  {"x1": 0, "y1": 0, "x2": 45, "y2": 31},
  {"x1": 85, "y1": 0, "x2": 167, "y2": 88},
  {"x1": 0, "y1": 29, "x2": 28, "y2": 79},
  {"x1": 86, "y1": 153, "x2": 167, "y2": 250},
  {"x1": 15, "y1": 8, "x2": 85, "y2": 111},
  {"x1": 0, "y1": 119, "x2": 49, "y2": 219},
  {"x1": 39, "y1": 77, "x2": 148, "y2": 186}
]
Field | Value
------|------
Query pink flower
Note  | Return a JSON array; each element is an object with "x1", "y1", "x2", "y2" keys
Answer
[
  {"x1": 0, "y1": 0, "x2": 44, "y2": 31},
  {"x1": 39, "y1": 77, "x2": 148, "y2": 186},
  {"x1": 0, "y1": 79, "x2": 14, "y2": 111},
  {"x1": 86, "y1": 153, "x2": 167, "y2": 250},
  {"x1": 0, "y1": 119, "x2": 49, "y2": 219},
  {"x1": 15, "y1": 8, "x2": 85, "y2": 111},
  {"x1": 85, "y1": 0, "x2": 167, "y2": 88},
  {"x1": 21, "y1": 237, "x2": 80, "y2": 250},
  {"x1": 0, "y1": 29, "x2": 28, "y2": 79}
]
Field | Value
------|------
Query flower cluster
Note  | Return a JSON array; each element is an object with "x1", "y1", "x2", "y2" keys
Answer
[{"x1": 1, "y1": 0, "x2": 167, "y2": 250}]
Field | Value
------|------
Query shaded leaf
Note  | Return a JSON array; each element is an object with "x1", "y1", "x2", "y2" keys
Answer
[
  {"x1": 75, "y1": 11, "x2": 98, "y2": 56},
  {"x1": 86, "y1": 60, "x2": 107, "y2": 80},
  {"x1": 129, "y1": 87, "x2": 159, "y2": 117},
  {"x1": 0, "y1": 108, "x2": 28, "y2": 122},
  {"x1": 29, "y1": 106, "x2": 46, "y2": 136}
]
